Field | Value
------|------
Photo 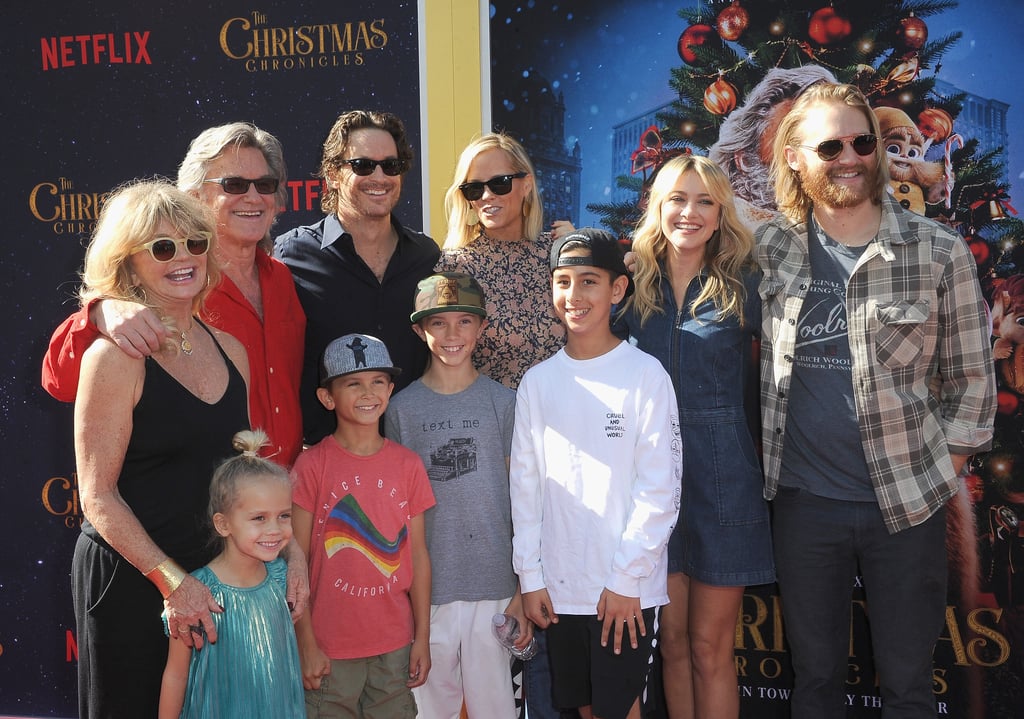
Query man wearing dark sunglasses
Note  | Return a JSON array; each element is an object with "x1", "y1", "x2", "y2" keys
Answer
[
  {"x1": 274, "y1": 110, "x2": 439, "y2": 445},
  {"x1": 755, "y1": 82, "x2": 996, "y2": 719}
]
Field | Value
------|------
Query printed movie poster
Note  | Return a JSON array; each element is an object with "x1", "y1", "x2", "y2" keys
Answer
[
  {"x1": 2, "y1": 1, "x2": 420, "y2": 715},
  {"x1": 490, "y1": 1, "x2": 1023, "y2": 717}
]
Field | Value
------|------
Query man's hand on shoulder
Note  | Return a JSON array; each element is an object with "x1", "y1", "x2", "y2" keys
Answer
[{"x1": 94, "y1": 299, "x2": 173, "y2": 359}]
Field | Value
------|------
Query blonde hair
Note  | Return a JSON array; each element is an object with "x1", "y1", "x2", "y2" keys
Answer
[
  {"x1": 443, "y1": 133, "x2": 543, "y2": 249},
  {"x1": 771, "y1": 82, "x2": 889, "y2": 224},
  {"x1": 79, "y1": 179, "x2": 219, "y2": 322},
  {"x1": 625, "y1": 154, "x2": 754, "y2": 327},
  {"x1": 207, "y1": 429, "x2": 290, "y2": 551}
]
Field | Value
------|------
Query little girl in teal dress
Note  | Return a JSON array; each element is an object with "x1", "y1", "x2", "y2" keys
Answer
[{"x1": 158, "y1": 430, "x2": 304, "y2": 719}]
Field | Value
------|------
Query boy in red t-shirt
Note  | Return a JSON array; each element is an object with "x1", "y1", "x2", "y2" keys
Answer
[{"x1": 292, "y1": 333, "x2": 434, "y2": 718}]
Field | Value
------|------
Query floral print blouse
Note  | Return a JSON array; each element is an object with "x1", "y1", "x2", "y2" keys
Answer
[{"x1": 436, "y1": 231, "x2": 565, "y2": 389}]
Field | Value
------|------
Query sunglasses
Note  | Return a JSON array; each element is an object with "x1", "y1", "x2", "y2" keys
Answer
[
  {"x1": 338, "y1": 158, "x2": 410, "y2": 176},
  {"x1": 203, "y1": 177, "x2": 280, "y2": 195},
  {"x1": 132, "y1": 232, "x2": 212, "y2": 262},
  {"x1": 797, "y1": 134, "x2": 877, "y2": 161},
  {"x1": 458, "y1": 172, "x2": 528, "y2": 201}
]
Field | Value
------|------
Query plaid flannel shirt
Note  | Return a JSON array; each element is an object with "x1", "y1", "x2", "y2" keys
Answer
[{"x1": 756, "y1": 195, "x2": 996, "y2": 534}]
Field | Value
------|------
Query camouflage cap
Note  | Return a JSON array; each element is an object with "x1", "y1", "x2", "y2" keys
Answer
[{"x1": 410, "y1": 272, "x2": 488, "y2": 323}]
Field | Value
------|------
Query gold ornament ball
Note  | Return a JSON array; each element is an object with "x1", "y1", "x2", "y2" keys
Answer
[
  {"x1": 918, "y1": 108, "x2": 953, "y2": 142},
  {"x1": 704, "y1": 77, "x2": 738, "y2": 115}
]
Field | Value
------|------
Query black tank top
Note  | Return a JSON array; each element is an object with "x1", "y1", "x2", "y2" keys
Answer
[{"x1": 82, "y1": 321, "x2": 249, "y2": 569}]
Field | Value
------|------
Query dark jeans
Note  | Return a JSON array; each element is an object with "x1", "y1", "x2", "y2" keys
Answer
[
  {"x1": 772, "y1": 487, "x2": 947, "y2": 719},
  {"x1": 526, "y1": 628, "x2": 580, "y2": 719}
]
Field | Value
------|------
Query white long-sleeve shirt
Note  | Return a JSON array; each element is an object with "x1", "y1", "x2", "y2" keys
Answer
[{"x1": 510, "y1": 342, "x2": 682, "y2": 614}]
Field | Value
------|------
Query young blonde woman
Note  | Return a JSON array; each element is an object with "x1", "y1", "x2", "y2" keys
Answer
[
  {"x1": 437, "y1": 132, "x2": 567, "y2": 389},
  {"x1": 620, "y1": 154, "x2": 774, "y2": 719}
]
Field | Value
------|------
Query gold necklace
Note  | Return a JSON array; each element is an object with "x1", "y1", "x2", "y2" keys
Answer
[{"x1": 180, "y1": 322, "x2": 194, "y2": 356}]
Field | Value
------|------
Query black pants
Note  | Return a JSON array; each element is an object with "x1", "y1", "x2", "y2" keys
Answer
[
  {"x1": 772, "y1": 488, "x2": 948, "y2": 719},
  {"x1": 72, "y1": 534, "x2": 168, "y2": 719}
]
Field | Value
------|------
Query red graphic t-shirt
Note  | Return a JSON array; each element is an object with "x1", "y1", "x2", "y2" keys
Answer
[{"x1": 292, "y1": 438, "x2": 435, "y2": 659}]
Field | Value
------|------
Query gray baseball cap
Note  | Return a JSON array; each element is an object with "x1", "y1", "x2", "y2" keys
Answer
[{"x1": 320, "y1": 333, "x2": 401, "y2": 386}]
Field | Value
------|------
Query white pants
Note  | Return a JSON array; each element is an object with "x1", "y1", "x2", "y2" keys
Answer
[{"x1": 412, "y1": 598, "x2": 518, "y2": 719}]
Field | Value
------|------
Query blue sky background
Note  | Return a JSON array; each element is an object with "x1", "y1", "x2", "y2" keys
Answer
[{"x1": 491, "y1": 0, "x2": 1024, "y2": 227}]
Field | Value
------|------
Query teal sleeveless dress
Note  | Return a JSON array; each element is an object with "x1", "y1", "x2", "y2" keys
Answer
[{"x1": 170, "y1": 558, "x2": 304, "y2": 718}]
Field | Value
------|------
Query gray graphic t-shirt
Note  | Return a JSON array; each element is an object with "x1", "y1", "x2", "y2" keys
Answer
[
  {"x1": 384, "y1": 374, "x2": 517, "y2": 604},
  {"x1": 780, "y1": 219, "x2": 875, "y2": 501}
]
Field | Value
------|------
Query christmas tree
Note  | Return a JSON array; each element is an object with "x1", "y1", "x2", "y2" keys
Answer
[
  {"x1": 592, "y1": 0, "x2": 1024, "y2": 537},
  {"x1": 588, "y1": 0, "x2": 1022, "y2": 252}
]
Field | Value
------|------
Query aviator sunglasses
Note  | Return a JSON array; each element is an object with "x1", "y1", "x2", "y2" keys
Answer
[
  {"x1": 203, "y1": 177, "x2": 280, "y2": 194},
  {"x1": 338, "y1": 158, "x2": 410, "y2": 176},
  {"x1": 458, "y1": 172, "x2": 528, "y2": 201},
  {"x1": 132, "y1": 232, "x2": 212, "y2": 263},
  {"x1": 797, "y1": 133, "x2": 877, "y2": 162}
]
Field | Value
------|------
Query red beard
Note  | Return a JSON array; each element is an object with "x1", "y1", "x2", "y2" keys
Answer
[{"x1": 801, "y1": 161, "x2": 878, "y2": 210}]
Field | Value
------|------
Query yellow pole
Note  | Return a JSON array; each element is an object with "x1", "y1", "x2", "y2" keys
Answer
[{"x1": 421, "y1": 0, "x2": 487, "y2": 243}]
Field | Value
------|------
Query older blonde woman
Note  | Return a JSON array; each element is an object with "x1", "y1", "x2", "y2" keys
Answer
[
  {"x1": 72, "y1": 180, "x2": 250, "y2": 719},
  {"x1": 437, "y1": 132, "x2": 567, "y2": 388}
]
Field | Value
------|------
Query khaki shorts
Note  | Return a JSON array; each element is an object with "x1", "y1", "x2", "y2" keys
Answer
[{"x1": 305, "y1": 645, "x2": 417, "y2": 719}]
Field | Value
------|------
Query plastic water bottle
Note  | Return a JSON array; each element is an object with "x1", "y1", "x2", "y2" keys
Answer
[{"x1": 491, "y1": 613, "x2": 538, "y2": 660}]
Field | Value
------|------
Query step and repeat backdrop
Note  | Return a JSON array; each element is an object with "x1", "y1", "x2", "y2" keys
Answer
[
  {"x1": 3, "y1": 2, "x2": 422, "y2": 716},
  {"x1": 4, "y1": 0, "x2": 1024, "y2": 717}
]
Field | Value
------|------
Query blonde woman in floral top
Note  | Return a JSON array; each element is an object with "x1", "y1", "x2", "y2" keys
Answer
[{"x1": 437, "y1": 133, "x2": 567, "y2": 389}]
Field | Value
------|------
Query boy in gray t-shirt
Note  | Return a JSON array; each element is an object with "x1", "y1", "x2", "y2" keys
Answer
[{"x1": 384, "y1": 272, "x2": 524, "y2": 719}]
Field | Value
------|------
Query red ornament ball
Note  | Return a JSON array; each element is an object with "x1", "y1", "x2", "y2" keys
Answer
[
  {"x1": 677, "y1": 24, "x2": 717, "y2": 64},
  {"x1": 968, "y1": 237, "x2": 990, "y2": 265},
  {"x1": 998, "y1": 390, "x2": 1020, "y2": 415},
  {"x1": 704, "y1": 77, "x2": 738, "y2": 115},
  {"x1": 808, "y1": 7, "x2": 851, "y2": 45},
  {"x1": 897, "y1": 13, "x2": 928, "y2": 51},
  {"x1": 716, "y1": 1, "x2": 750, "y2": 42}
]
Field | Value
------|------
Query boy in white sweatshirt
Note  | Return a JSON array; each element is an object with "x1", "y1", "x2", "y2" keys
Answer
[{"x1": 510, "y1": 228, "x2": 682, "y2": 719}]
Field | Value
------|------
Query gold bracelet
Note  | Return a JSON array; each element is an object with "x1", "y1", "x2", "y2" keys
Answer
[{"x1": 144, "y1": 559, "x2": 187, "y2": 599}]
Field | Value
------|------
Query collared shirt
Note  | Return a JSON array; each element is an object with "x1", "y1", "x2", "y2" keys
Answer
[
  {"x1": 204, "y1": 251, "x2": 305, "y2": 466},
  {"x1": 755, "y1": 195, "x2": 996, "y2": 533},
  {"x1": 40, "y1": 250, "x2": 306, "y2": 467},
  {"x1": 274, "y1": 213, "x2": 439, "y2": 445}
]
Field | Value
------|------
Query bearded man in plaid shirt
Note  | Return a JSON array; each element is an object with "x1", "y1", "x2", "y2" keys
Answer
[{"x1": 755, "y1": 82, "x2": 996, "y2": 719}]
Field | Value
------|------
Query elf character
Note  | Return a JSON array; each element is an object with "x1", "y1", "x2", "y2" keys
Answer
[
  {"x1": 992, "y1": 274, "x2": 1024, "y2": 394},
  {"x1": 873, "y1": 106, "x2": 946, "y2": 214}
]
